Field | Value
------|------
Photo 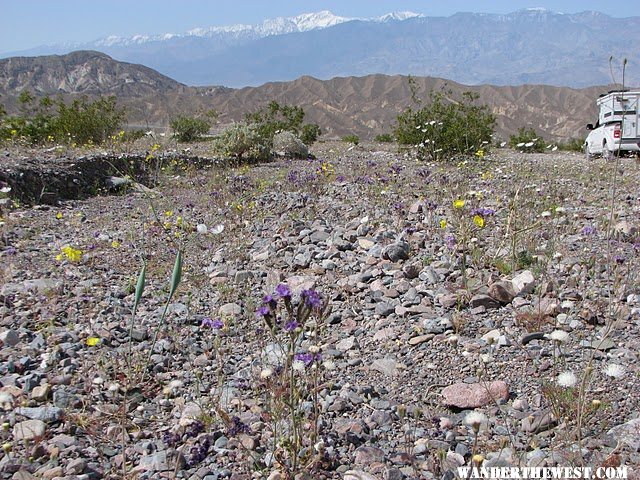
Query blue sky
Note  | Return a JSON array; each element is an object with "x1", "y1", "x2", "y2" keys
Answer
[{"x1": 1, "y1": 0, "x2": 637, "y2": 54}]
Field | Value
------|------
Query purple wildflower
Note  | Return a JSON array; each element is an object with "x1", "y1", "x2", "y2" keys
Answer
[
  {"x1": 188, "y1": 435, "x2": 211, "y2": 467},
  {"x1": 284, "y1": 319, "x2": 299, "y2": 332},
  {"x1": 335, "y1": 175, "x2": 346, "y2": 182},
  {"x1": 201, "y1": 317, "x2": 224, "y2": 329},
  {"x1": 445, "y1": 234, "x2": 457, "y2": 250},
  {"x1": 227, "y1": 416, "x2": 249, "y2": 436},
  {"x1": 615, "y1": 256, "x2": 625, "y2": 265},
  {"x1": 275, "y1": 283, "x2": 291, "y2": 299},
  {"x1": 581, "y1": 226, "x2": 597, "y2": 235},
  {"x1": 471, "y1": 207, "x2": 496, "y2": 217},
  {"x1": 294, "y1": 351, "x2": 321, "y2": 366},
  {"x1": 255, "y1": 306, "x2": 271, "y2": 318},
  {"x1": 263, "y1": 294, "x2": 277, "y2": 308},
  {"x1": 301, "y1": 289, "x2": 322, "y2": 309}
]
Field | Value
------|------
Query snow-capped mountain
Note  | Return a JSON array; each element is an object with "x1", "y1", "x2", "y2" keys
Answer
[{"x1": 79, "y1": 10, "x2": 424, "y2": 48}]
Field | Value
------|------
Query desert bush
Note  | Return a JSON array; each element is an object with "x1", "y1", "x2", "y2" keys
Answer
[
  {"x1": 1, "y1": 92, "x2": 126, "y2": 145},
  {"x1": 211, "y1": 122, "x2": 270, "y2": 162},
  {"x1": 170, "y1": 116, "x2": 211, "y2": 142},
  {"x1": 1, "y1": 92, "x2": 55, "y2": 144},
  {"x1": 300, "y1": 123, "x2": 322, "y2": 145},
  {"x1": 341, "y1": 134, "x2": 359, "y2": 145},
  {"x1": 509, "y1": 127, "x2": 546, "y2": 153},
  {"x1": 374, "y1": 133, "x2": 394, "y2": 143},
  {"x1": 395, "y1": 90, "x2": 495, "y2": 161},
  {"x1": 245, "y1": 100, "x2": 321, "y2": 146},
  {"x1": 557, "y1": 137, "x2": 585, "y2": 152}
]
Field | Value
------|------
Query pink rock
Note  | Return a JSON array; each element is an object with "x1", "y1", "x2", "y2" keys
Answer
[{"x1": 441, "y1": 381, "x2": 509, "y2": 408}]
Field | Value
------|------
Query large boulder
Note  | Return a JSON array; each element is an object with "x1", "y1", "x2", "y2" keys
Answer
[{"x1": 272, "y1": 131, "x2": 309, "y2": 158}]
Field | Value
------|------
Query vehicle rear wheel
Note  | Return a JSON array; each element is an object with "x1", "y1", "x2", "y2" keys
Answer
[{"x1": 603, "y1": 141, "x2": 613, "y2": 160}]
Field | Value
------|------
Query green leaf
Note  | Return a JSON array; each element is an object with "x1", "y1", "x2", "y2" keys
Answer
[
  {"x1": 133, "y1": 262, "x2": 146, "y2": 314},
  {"x1": 168, "y1": 250, "x2": 183, "y2": 299}
]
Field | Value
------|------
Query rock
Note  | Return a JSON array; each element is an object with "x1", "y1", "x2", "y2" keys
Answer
[
  {"x1": 272, "y1": 131, "x2": 308, "y2": 158},
  {"x1": 358, "y1": 238, "x2": 375, "y2": 249},
  {"x1": 580, "y1": 338, "x2": 615, "y2": 351},
  {"x1": 336, "y1": 336, "x2": 357, "y2": 352},
  {"x1": 488, "y1": 281, "x2": 517, "y2": 304},
  {"x1": 15, "y1": 406, "x2": 63, "y2": 422},
  {"x1": 614, "y1": 220, "x2": 638, "y2": 240},
  {"x1": 0, "y1": 329, "x2": 20, "y2": 347},
  {"x1": 512, "y1": 270, "x2": 535, "y2": 295},
  {"x1": 521, "y1": 332, "x2": 545, "y2": 345},
  {"x1": 521, "y1": 411, "x2": 554, "y2": 433},
  {"x1": 371, "y1": 358, "x2": 400, "y2": 377},
  {"x1": 382, "y1": 242, "x2": 410, "y2": 262},
  {"x1": 607, "y1": 418, "x2": 640, "y2": 451},
  {"x1": 30, "y1": 384, "x2": 51, "y2": 402},
  {"x1": 441, "y1": 381, "x2": 510, "y2": 408},
  {"x1": 375, "y1": 302, "x2": 396, "y2": 317},
  {"x1": 13, "y1": 419, "x2": 46, "y2": 440},
  {"x1": 344, "y1": 471, "x2": 380, "y2": 480},
  {"x1": 469, "y1": 294, "x2": 500, "y2": 309},
  {"x1": 354, "y1": 445, "x2": 386, "y2": 464},
  {"x1": 136, "y1": 450, "x2": 170, "y2": 472},
  {"x1": 11, "y1": 470, "x2": 38, "y2": 480},
  {"x1": 219, "y1": 302, "x2": 242, "y2": 317},
  {"x1": 408, "y1": 334, "x2": 434, "y2": 346}
]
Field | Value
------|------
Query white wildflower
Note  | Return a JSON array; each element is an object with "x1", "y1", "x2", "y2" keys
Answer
[
  {"x1": 308, "y1": 345, "x2": 320, "y2": 354},
  {"x1": 557, "y1": 371, "x2": 578, "y2": 388},
  {"x1": 554, "y1": 206, "x2": 566, "y2": 214},
  {"x1": 292, "y1": 360, "x2": 305, "y2": 372},
  {"x1": 464, "y1": 411, "x2": 487, "y2": 432},
  {"x1": 196, "y1": 224, "x2": 208, "y2": 234},
  {"x1": 322, "y1": 360, "x2": 336, "y2": 371},
  {"x1": 0, "y1": 187, "x2": 11, "y2": 193},
  {"x1": 604, "y1": 363, "x2": 626, "y2": 379},
  {"x1": 210, "y1": 224, "x2": 224, "y2": 235},
  {"x1": 260, "y1": 368, "x2": 273, "y2": 379},
  {"x1": 549, "y1": 330, "x2": 569, "y2": 343},
  {"x1": 541, "y1": 211, "x2": 552, "y2": 218}
]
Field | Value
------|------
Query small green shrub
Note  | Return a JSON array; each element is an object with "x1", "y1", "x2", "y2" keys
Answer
[
  {"x1": 374, "y1": 133, "x2": 394, "y2": 143},
  {"x1": 509, "y1": 127, "x2": 546, "y2": 153},
  {"x1": 1, "y1": 92, "x2": 125, "y2": 145},
  {"x1": 245, "y1": 101, "x2": 321, "y2": 146},
  {"x1": 557, "y1": 138, "x2": 584, "y2": 152},
  {"x1": 300, "y1": 123, "x2": 322, "y2": 145},
  {"x1": 342, "y1": 134, "x2": 359, "y2": 145},
  {"x1": 395, "y1": 90, "x2": 495, "y2": 161},
  {"x1": 54, "y1": 95, "x2": 126, "y2": 145},
  {"x1": 211, "y1": 122, "x2": 270, "y2": 162},
  {"x1": 170, "y1": 115, "x2": 212, "y2": 142}
]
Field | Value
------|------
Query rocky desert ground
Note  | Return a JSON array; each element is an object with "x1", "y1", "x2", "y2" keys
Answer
[{"x1": 1, "y1": 140, "x2": 639, "y2": 480}]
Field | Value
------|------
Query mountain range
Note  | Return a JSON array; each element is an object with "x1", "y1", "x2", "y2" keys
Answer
[
  {"x1": 0, "y1": 51, "x2": 614, "y2": 142},
  {"x1": 2, "y1": 9, "x2": 638, "y2": 88}
]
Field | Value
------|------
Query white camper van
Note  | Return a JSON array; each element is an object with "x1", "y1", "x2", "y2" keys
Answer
[{"x1": 584, "y1": 90, "x2": 640, "y2": 158}]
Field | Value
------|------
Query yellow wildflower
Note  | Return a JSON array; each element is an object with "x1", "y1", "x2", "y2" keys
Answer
[
  {"x1": 475, "y1": 149, "x2": 485, "y2": 158},
  {"x1": 59, "y1": 245, "x2": 83, "y2": 262},
  {"x1": 453, "y1": 199, "x2": 465, "y2": 209},
  {"x1": 86, "y1": 337, "x2": 100, "y2": 346},
  {"x1": 439, "y1": 219, "x2": 447, "y2": 229},
  {"x1": 56, "y1": 212, "x2": 63, "y2": 219},
  {"x1": 473, "y1": 215, "x2": 485, "y2": 228},
  {"x1": 111, "y1": 240, "x2": 120, "y2": 248},
  {"x1": 164, "y1": 210, "x2": 173, "y2": 217}
]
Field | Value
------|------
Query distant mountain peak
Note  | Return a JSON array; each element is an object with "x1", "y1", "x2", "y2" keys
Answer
[{"x1": 91, "y1": 10, "x2": 424, "y2": 47}]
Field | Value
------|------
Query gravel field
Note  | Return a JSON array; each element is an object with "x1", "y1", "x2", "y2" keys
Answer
[{"x1": 1, "y1": 141, "x2": 639, "y2": 479}]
